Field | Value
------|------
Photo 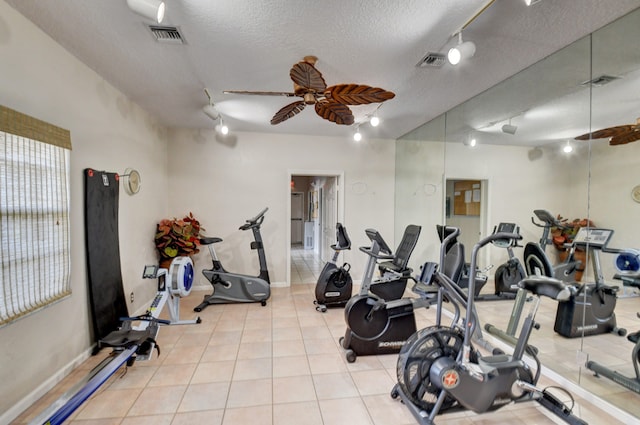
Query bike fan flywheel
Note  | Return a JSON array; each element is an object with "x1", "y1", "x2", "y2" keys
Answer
[{"x1": 396, "y1": 326, "x2": 467, "y2": 412}]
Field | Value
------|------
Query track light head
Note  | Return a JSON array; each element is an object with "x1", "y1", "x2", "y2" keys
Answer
[
  {"x1": 353, "y1": 127, "x2": 362, "y2": 142},
  {"x1": 126, "y1": 0, "x2": 165, "y2": 23},
  {"x1": 448, "y1": 40, "x2": 476, "y2": 65},
  {"x1": 501, "y1": 124, "x2": 518, "y2": 135},
  {"x1": 203, "y1": 104, "x2": 220, "y2": 121}
]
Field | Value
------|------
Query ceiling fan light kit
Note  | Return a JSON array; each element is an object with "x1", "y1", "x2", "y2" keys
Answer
[{"x1": 126, "y1": 0, "x2": 165, "y2": 23}]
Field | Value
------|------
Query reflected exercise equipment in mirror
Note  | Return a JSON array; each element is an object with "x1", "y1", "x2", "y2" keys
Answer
[{"x1": 394, "y1": 5, "x2": 640, "y2": 419}]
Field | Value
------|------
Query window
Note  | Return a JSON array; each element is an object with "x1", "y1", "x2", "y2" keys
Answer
[{"x1": 0, "y1": 106, "x2": 71, "y2": 326}]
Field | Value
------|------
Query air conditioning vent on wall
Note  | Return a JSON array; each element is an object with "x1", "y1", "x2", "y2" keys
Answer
[
  {"x1": 148, "y1": 25, "x2": 185, "y2": 44},
  {"x1": 416, "y1": 52, "x2": 447, "y2": 68}
]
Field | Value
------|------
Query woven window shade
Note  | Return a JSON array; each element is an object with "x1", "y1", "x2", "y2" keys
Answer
[{"x1": 0, "y1": 105, "x2": 71, "y2": 150}]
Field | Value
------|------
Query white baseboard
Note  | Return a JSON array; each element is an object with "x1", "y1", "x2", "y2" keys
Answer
[{"x1": 1, "y1": 346, "x2": 95, "y2": 425}]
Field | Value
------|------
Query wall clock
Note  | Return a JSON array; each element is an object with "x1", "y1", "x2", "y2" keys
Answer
[
  {"x1": 632, "y1": 185, "x2": 640, "y2": 203},
  {"x1": 122, "y1": 168, "x2": 141, "y2": 195}
]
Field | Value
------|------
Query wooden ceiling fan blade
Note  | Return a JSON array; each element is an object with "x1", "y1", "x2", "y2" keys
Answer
[
  {"x1": 574, "y1": 124, "x2": 635, "y2": 140},
  {"x1": 290, "y1": 61, "x2": 327, "y2": 94},
  {"x1": 325, "y1": 84, "x2": 395, "y2": 105},
  {"x1": 270, "y1": 100, "x2": 306, "y2": 125},
  {"x1": 609, "y1": 130, "x2": 640, "y2": 146},
  {"x1": 224, "y1": 90, "x2": 296, "y2": 97},
  {"x1": 315, "y1": 101, "x2": 354, "y2": 125}
]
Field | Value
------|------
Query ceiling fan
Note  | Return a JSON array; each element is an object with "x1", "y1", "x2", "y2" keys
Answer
[
  {"x1": 575, "y1": 117, "x2": 640, "y2": 145},
  {"x1": 223, "y1": 56, "x2": 395, "y2": 126}
]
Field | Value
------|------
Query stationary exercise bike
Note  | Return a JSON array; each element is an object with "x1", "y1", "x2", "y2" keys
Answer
[
  {"x1": 314, "y1": 222, "x2": 353, "y2": 312},
  {"x1": 391, "y1": 227, "x2": 587, "y2": 425},
  {"x1": 194, "y1": 207, "x2": 271, "y2": 312},
  {"x1": 553, "y1": 227, "x2": 626, "y2": 338},
  {"x1": 491, "y1": 223, "x2": 525, "y2": 300},
  {"x1": 526, "y1": 209, "x2": 582, "y2": 282},
  {"x1": 340, "y1": 227, "x2": 433, "y2": 363}
]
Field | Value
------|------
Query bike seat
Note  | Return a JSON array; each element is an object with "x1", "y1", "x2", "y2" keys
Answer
[
  {"x1": 200, "y1": 237, "x2": 223, "y2": 245},
  {"x1": 519, "y1": 275, "x2": 573, "y2": 301}
]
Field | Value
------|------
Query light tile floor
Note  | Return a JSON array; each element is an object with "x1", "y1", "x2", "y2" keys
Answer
[{"x1": 11, "y1": 247, "x2": 638, "y2": 424}]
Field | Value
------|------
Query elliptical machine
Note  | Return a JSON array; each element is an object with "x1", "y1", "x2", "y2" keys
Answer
[
  {"x1": 194, "y1": 208, "x2": 271, "y2": 312},
  {"x1": 314, "y1": 222, "x2": 353, "y2": 312},
  {"x1": 391, "y1": 227, "x2": 587, "y2": 425}
]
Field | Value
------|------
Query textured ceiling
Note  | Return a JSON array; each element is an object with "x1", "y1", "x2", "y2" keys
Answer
[{"x1": 5, "y1": 0, "x2": 640, "y2": 141}]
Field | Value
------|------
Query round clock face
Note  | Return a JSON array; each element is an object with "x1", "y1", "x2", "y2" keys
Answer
[
  {"x1": 632, "y1": 185, "x2": 640, "y2": 203},
  {"x1": 124, "y1": 168, "x2": 141, "y2": 195}
]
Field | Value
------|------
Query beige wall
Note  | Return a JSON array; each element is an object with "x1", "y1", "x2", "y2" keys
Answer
[
  {"x1": 167, "y1": 129, "x2": 397, "y2": 289},
  {"x1": 0, "y1": 2, "x2": 170, "y2": 420},
  {"x1": 0, "y1": 2, "x2": 397, "y2": 421}
]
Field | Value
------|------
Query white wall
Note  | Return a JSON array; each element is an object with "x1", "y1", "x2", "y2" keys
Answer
[
  {"x1": 167, "y1": 129, "x2": 397, "y2": 288},
  {"x1": 0, "y1": 2, "x2": 170, "y2": 420}
]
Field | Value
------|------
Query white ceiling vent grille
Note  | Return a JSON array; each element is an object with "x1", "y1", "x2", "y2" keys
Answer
[
  {"x1": 148, "y1": 25, "x2": 185, "y2": 44},
  {"x1": 581, "y1": 74, "x2": 620, "y2": 87},
  {"x1": 416, "y1": 52, "x2": 447, "y2": 68}
]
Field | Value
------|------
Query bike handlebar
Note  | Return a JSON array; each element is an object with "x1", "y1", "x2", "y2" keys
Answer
[{"x1": 239, "y1": 207, "x2": 268, "y2": 230}]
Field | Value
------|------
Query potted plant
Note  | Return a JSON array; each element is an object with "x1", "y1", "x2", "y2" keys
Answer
[
  {"x1": 154, "y1": 212, "x2": 204, "y2": 268},
  {"x1": 550, "y1": 215, "x2": 594, "y2": 281}
]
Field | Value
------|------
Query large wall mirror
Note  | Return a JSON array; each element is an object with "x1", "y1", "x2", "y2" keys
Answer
[{"x1": 394, "y1": 6, "x2": 640, "y2": 418}]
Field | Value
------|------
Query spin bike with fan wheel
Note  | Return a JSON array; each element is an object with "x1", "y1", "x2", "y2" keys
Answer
[
  {"x1": 194, "y1": 207, "x2": 271, "y2": 312},
  {"x1": 391, "y1": 227, "x2": 587, "y2": 425}
]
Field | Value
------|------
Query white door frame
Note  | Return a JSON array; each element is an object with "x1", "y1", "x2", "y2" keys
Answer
[
  {"x1": 443, "y1": 175, "x2": 491, "y2": 269},
  {"x1": 286, "y1": 170, "x2": 345, "y2": 286}
]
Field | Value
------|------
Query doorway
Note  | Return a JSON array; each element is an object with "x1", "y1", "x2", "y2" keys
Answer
[
  {"x1": 444, "y1": 178, "x2": 489, "y2": 269},
  {"x1": 287, "y1": 171, "x2": 344, "y2": 285}
]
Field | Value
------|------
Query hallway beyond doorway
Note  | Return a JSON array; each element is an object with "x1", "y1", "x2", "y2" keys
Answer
[{"x1": 290, "y1": 244, "x2": 323, "y2": 284}]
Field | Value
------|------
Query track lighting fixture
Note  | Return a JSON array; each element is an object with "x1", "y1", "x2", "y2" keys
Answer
[
  {"x1": 501, "y1": 119, "x2": 518, "y2": 135},
  {"x1": 448, "y1": 32, "x2": 476, "y2": 66},
  {"x1": 353, "y1": 127, "x2": 362, "y2": 142},
  {"x1": 203, "y1": 104, "x2": 219, "y2": 121},
  {"x1": 126, "y1": 0, "x2": 165, "y2": 23},
  {"x1": 203, "y1": 88, "x2": 222, "y2": 120},
  {"x1": 219, "y1": 120, "x2": 229, "y2": 136},
  {"x1": 464, "y1": 134, "x2": 477, "y2": 147}
]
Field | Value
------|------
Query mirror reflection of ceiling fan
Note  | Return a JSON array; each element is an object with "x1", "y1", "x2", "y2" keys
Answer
[
  {"x1": 224, "y1": 56, "x2": 395, "y2": 126},
  {"x1": 575, "y1": 117, "x2": 640, "y2": 145}
]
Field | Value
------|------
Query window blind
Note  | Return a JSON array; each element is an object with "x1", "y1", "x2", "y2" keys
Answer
[{"x1": 0, "y1": 106, "x2": 71, "y2": 326}]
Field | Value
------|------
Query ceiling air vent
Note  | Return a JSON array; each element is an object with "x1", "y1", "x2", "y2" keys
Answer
[
  {"x1": 416, "y1": 52, "x2": 447, "y2": 68},
  {"x1": 148, "y1": 25, "x2": 185, "y2": 44},
  {"x1": 581, "y1": 74, "x2": 620, "y2": 87}
]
